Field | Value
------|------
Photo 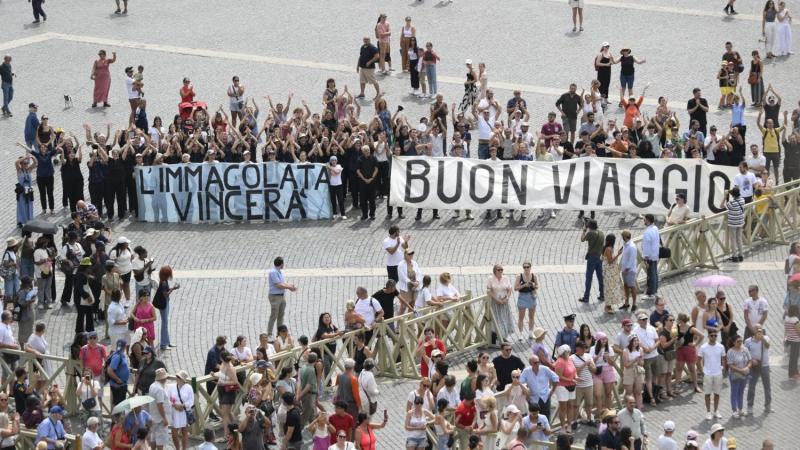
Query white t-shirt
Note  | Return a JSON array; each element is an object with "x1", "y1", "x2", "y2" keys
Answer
[
  {"x1": 634, "y1": 324, "x2": 659, "y2": 359},
  {"x1": 82, "y1": 430, "x2": 103, "y2": 450},
  {"x1": 107, "y1": 302, "x2": 128, "y2": 336},
  {"x1": 328, "y1": 164, "x2": 343, "y2": 186},
  {"x1": 415, "y1": 287, "x2": 432, "y2": 310},
  {"x1": 657, "y1": 435, "x2": 679, "y2": 450},
  {"x1": 745, "y1": 155, "x2": 766, "y2": 172},
  {"x1": 734, "y1": 171, "x2": 757, "y2": 198},
  {"x1": 232, "y1": 346, "x2": 253, "y2": 362},
  {"x1": 614, "y1": 331, "x2": 632, "y2": 351},
  {"x1": 109, "y1": 248, "x2": 133, "y2": 275},
  {"x1": 125, "y1": 77, "x2": 138, "y2": 100},
  {"x1": 148, "y1": 382, "x2": 172, "y2": 424},
  {"x1": 701, "y1": 437, "x2": 727, "y2": 450},
  {"x1": 354, "y1": 297, "x2": 383, "y2": 327},
  {"x1": 33, "y1": 248, "x2": 49, "y2": 278},
  {"x1": 589, "y1": 345, "x2": 615, "y2": 368},
  {"x1": 383, "y1": 236, "x2": 405, "y2": 267},
  {"x1": 699, "y1": 342, "x2": 725, "y2": 376},
  {"x1": 0, "y1": 323, "x2": 16, "y2": 347},
  {"x1": 743, "y1": 297, "x2": 768, "y2": 327},
  {"x1": 77, "y1": 380, "x2": 102, "y2": 412},
  {"x1": 435, "y1": 283, "x2": 459, "y2": 299}
]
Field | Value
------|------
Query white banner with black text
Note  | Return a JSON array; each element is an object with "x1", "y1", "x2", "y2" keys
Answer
[{"x1": 390, "y1": 157, "x2": 740, "y2": 216}]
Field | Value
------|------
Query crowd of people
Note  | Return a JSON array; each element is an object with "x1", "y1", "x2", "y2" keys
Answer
[{"x1": 1, "y1": 2, "x2": 800, "y2": 450}]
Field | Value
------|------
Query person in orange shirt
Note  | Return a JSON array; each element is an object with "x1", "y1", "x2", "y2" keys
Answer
[
  {"x1": 622, "y1": 85, "x2": 648, "y2": 129},
  {"x1": 608, "y1": 130, "x2": 630, "y2": 157}
]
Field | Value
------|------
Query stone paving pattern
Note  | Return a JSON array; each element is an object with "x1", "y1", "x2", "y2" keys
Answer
[{"x1": 1, "y1": 0, "x2": 799, "y2": 448}]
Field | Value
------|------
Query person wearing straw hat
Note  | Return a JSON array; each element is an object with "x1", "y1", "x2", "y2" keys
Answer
[
  {"x1": 168, "y1": 370, "x2": 194, "y2": 450},
  {"x1": 148, "y1": 367, "x2": 171, "y2": 450}
]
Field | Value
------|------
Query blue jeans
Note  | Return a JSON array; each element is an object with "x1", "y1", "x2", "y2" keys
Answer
[
  {"x1": 159, "y1": 301, "x2": 171, "y2": 348},
  {"x1": 583, "y1": 255, "x2": 604, "y2": 301},
  {"x1": 426, "y1": 65, "x2": 437, "y2": 94},
  {"x1": 746, "y1": 365, "x2": 772, "y2": 408},
  {"x1": 1, "y1": 81, "x2": 13, "y2": 112},
  {"x1": 729, "y1": 375, "x2": 747, "y2": 411},
  {"x1": 645, "y1": 259, "x2": 658, "y2": 295},
  {"x1": 478, "y1": 142, "x2": 489, "y2": 160},
  {"x1": 3, "y1": 272, "x2": 19, "y2": 301}
]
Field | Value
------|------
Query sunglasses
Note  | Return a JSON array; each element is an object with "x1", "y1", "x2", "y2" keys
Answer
[
  {"x1": 338, "y1": 434, "x2": 347, "y2": 438},
  {"x1": 523, "y1": 265, "x2": 531, "y2": 269},
  {"x1": 709, "y1": 333, "x2": 718, "y2": 337},
  {"x1": 512, "y1": 375, "x2": 520, "y2": 379}
]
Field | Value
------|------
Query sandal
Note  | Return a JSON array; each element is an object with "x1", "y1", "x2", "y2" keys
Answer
[{"x1": 618, "y1": 303, "x2": 630, "y2": 310}]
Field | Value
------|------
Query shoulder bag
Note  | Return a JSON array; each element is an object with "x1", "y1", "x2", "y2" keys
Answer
[
  {"x1": 658, "y1": 238, "x2": 671, "y2": 259},
  {"x1": 177, "y1": 385, "x2": 196, "y2": 425},
  {"x1": 359, "y1": 372, "x2": 378, "y2": 415}
]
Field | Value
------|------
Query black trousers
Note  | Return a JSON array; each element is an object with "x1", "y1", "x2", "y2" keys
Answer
[
  {"x1": 89, "y1": 279, "x2": 102, "y2": 318},
  {"x1": 329, "y1": 185, "x2": 346, "y2": 216},
  {"x1": 75, "y1": 304, "x2": 95, "y2": 334},
  {"x1": 64, "y1": 180, "x2": 84, "y2": 212},
  {"x1": 105, "y1": 182, "x2": 126, "y2": 219},
  {"x1": 345, "y1": 171, "x2": 360, "y2": 207},
  {"x1": 387, "y1": 265, "x2": 398, "y2": 282},
  {"x1": 110, "y1": 385, "x2": 127, "y2": 407},
  {"x1": 36, "y1": 176, "x2": 54, "y2": 211},
  {"x1": 60, "y1": 272, "x2": 74, "y2": 304},
  {"x1": 377, "y1": 161, "x2": 390, "y2": 197},
  {"x1": 89, "y1": 182, "x2": 105, "y2": 218},
  {"x1": 410, "y1": 64, "x2": 420, "y2": 90},
  {"x1": 31, "y1": 0, "x2": 46, "y2": 20},
  {"x1": 360, "y1": 182, "x2": 376, "y2": 218},
  {"x1": 126, "y1": 175, "x2": 138, "y2": 218}
]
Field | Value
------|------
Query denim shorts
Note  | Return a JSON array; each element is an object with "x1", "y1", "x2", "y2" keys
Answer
[
  {"x1": 407, "y1": 436, "x2": 427, "y2": 447},
  {"x1": 517, "y1": 291, "x2": 538, "y2": 310},
  {"x1": 620, "y1": 74, "x2": 635, "y2": 90}
]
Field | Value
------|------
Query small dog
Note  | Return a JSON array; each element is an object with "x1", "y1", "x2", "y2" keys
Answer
[{"x1": 63, "y1": 94, "x2": 73, "y2": 109}]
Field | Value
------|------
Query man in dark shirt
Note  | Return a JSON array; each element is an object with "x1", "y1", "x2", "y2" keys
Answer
[
  {"x1": 133, "y1": 347, "x2": 166, "y2": 394},
  {"x1": 579, "y1": 219, "x2": 605, "y2": 303},
  {"x1": 204, "y1": 336, "x2": 227, "y2": 396},
  {"x1": 281, "y1": 393, "x2": 304, "y2": 450},
  {"x1": 356, "y1": 145, "x2": 378, "y2": 220},
  {"x1": 1, "y1": 55, "x2": 14, "y2": 117},
  {"x1": 556, "y1": 84, "x2": 583, "y2": 143},
  {"x1": 492, "y1": 343, "x2": 525, "y2": 391},
  {"x1": 687, "y1": 88, "x2": 709, "y2": 135},
  {"x1": 783, "y1": 131, "x2": 800, "y2": 181},
  {"x1": 506, "y1": 90, "x2": 527, "y2": 118},
  {"x1": 599, "y1": 412, "x2": 622, "y2": 450},
  {"x1": 372, "y1": 279, "x2": 399, "y2": 323},
  {"x1": 356, "y1": 37, "x2": 380, "y2": 99}
]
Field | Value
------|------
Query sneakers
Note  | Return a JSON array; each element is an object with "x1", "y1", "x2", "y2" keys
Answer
[
  {"x1": 732, "y1": 410, "x2": 740, "y2": 419},
  {"x1": 706, "y1": 412, "x2": 713, "y2": 421},
  {"x1": 578, "y1": 297, "x2": 589, "y2": 303},
  {"x1": 714, "y1": 411, "x2": 722, "y2": 419},
  {"x1": 341, "y1": 215, "x2": 348, "y2": 220}
]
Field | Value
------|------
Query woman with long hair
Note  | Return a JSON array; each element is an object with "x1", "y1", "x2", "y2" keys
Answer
[
  {"x1": 784, "y1": 304, "x2": 800, "y2": 379},
  {"x1": 674, "y1": 312, "x2": 704, "y2": 393},
  {"x1": 354, "y1": 411, "x2": 387, "y2": 450},
  {"x1": 155, "y1": 265, "x2": 179, "y2": 351},
  {"x1": 623, "y1": 335, "x2": 645, "y2": 409},
  {"x1": 749, "y1": 51, "x2": 765, "y2": 107},
  {"x1": 776, "y1": 1, "x2": 793, "y2": 56},
  {"x1": 407, "y1": 37, "x2": 422, "y2": 97},
  {"x1": 594, "y1": 43, "x2": 615, "y2": 107},
  {"x1": 313, "y1": 312, "x2": 341, "y2": 382},
  {"x1": 375, "y1": 14, "x2": 392, "y2": 74},
  {"x1": 763, "y1": 0, "x2": 779, "y2": 58},
  {"x1": 216, "y1": 352, "x2": 239, "y2": 437},
  {"x1": 131, "y1": 289, "x2": 156, "y2": 343},
  {"x1": 602, "y1": 233, "x2": 623, "y2": 313},
  {"x1": 109, "y1": 237, "x2": 133, "y2": 303},
  {"x1": 590, "y1": 331, "x2": 617, "y2": 411},
  {"x1": 459, "y1": 60, "x2": 478, "y2": 113}
]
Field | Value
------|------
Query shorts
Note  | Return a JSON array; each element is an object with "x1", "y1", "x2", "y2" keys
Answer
[
  {"x1": 555, "y1": 385, "x2": 576, "y2": 402},
  {"x1": 620, "y1": 74, "x2": 635, "y2": 90},
  {"x1": 622, "y1": 367, "x2": 644, "y2": 386},
  {"x1": 407, "y1": 436, "x2": 428, "y2": 447},
  {"x1": 622, "y1": 269, "x2": 637, "y2": 287},
  {"x1": 569, "y1": 0, "x2": 584, "y2": 8},
  {"x1": 359, "y1": 68, "x2": 377, "y2": 85},
  {"x1": 676, "y1": 345, "x2": 697, "y2": 364},
  {"x1": 720, "y1": 86, "x2": 734, "y2": 96},
  {"x1": 150, "y1": 423, "x2": 170, "y2": 446},
  {"x1": 517, "y1": 291, "x2": 537, "y2": 310},
  {"x1": 575, "y1": 386, "x2": 593, "y2": 410},
  {"x1": 592, "y1": 364, "x2": 617, "y2": 384},
  {"x1": 562, "y1": 116, "x2": 578, "y2": 133},
  {"x1": 642, "y1": 357, "x2": 658, "y2": 380},
  {"x1": 655, "y1": 355, "x2": 675, "y2": 375},
  {"x1": 219, "y1": 388, "x2": 237, "y2": 405},
  {"x1": 703, "y1": 374, "x2": 723, "y2": 394},
  {"x1": 121, "y1": 272, "x2": 131, "y2": 284}
]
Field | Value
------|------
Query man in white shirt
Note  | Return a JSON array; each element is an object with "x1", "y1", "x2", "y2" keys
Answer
[
  {"x1": 475, "y1": 107, "x2": 493, "y2": 160},
  {"x1": 383, "y1": 226, "x2": 409, "y2": 282},
  {"x1": 744, "y1": 324, "x2": 773, "y2": 415},
  {"x1": 82, "y1": 416, "x2": 104, "y2": 450},
  {"x1": 618, "y1": 396, "x2": 647, "y2": 450},
  {"x1": 704, "y1": 127, "x2": 721, "y2": 163},
  {"x1": 745, "y1": 144, "x2": 766, "y2": 173},
  {"x1": 657, "y1": 420, "x2": 678, "y2": 450},
  {"x1": 620, "y1": 230, "x2": 639, "y2": 309},
  {"x1": 698, "y1": 330, "x2": 726, "y2": 420},
  {"x1": 397, "y1": 248, "x2": 421, "y2": 315},
  {"x1": 197, "y1": 429, "x2": 217, "y2": 450},
  {"x1": 124, "y1": 66, "x2": 141, "y2": 126},
  {"x1": 107, "y1": 291, "x2": 129, "y2": 346},
  {"x1": 436, "y1": 375, "x2": 460, "y2": 408},
  {"x1": 734, "y1": 161, "x2": 758, "y2": 202},
  {"x1": 0, "y1": 311, "x2": 20, "y2": 384},
  {"x1": 641, "y1": 214, "x2": 660, "y2": 300},
  {"x1": 570, "y1": 342, "x2": 596, "y2": 424},
  {"x1": 148, "y1": 368, "x2": 171, "y2": 450},
  {"x1": 743, "y1": 285, "x2": 768, "y2": 339},
  {"x1": 354, "y1": 286, "x2": 383, "y2": 343},
  {"x1": 634, "y1": 313, "x2": 659, "y2": 406}
]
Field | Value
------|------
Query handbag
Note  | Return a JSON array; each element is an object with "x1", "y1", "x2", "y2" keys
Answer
[
  {"x1": 152, "y1": 286, "x2": 166, "y2": 309},
  {"x1": 177, "y1": 385, "x2": 196, "y2": 425},
  {"x1": 748, "y1": 73, "x2": 759, "y2": 85},
  {"x1": 658, "y1": 238, "x2": 671, "y2": 259},
  {"x1": 82, "y1": 397, "x2": 97, "y2": 411}
]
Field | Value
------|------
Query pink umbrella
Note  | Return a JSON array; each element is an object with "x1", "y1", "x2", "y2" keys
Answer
[{"x1": 693, "y1": 275, "x2": 737, "y2": 289}]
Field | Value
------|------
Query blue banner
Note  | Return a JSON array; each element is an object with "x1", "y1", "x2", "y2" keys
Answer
[{"x1": 134, "y1": 163, "x2": 332, "y2": 223}]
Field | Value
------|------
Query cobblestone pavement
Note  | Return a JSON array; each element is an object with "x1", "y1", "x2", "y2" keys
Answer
[{"x1": 1, "y1": 0, "x2": 799, "y2": 448}]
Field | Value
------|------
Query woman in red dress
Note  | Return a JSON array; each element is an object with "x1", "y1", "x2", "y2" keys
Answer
[
  {"x1": 91, "y1": 50, "x2": 116, "y2": 108},
  {"x1": 179, "y1": 77, "x2": 195, "y2": 103}
]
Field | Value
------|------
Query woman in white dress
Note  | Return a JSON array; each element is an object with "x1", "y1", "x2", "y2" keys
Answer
[
  {"x1": 763, "y1": 0, "x2": 779, "y2": 58},
  {"x1": 776, "y1": 1, "x2": 794, "y2": 56},
  {"x1": 169, "y1": 370, "x2": 194, "y2": 450}
]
